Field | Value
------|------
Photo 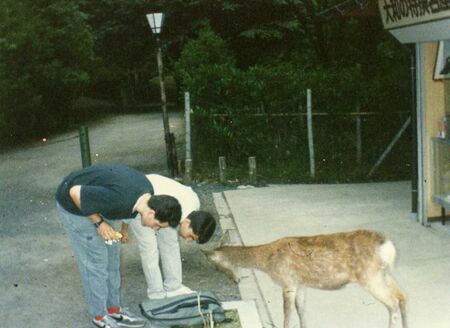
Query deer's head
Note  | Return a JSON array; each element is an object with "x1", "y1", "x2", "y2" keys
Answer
[{"x1": 202, "y1": 248, "x2": 241, "y2": 284}]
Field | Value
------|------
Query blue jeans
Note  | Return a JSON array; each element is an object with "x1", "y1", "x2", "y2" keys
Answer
[{"x1": 57, "y1": 203, "x2": 121, "y2": 317}]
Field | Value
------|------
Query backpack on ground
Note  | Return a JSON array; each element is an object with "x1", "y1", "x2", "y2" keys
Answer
[{"x1": 139, "y1": 291, "x2": 226, "y2": 326}]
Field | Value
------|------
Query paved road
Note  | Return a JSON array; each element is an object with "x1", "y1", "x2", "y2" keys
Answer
[{"x1": 0, "y1": 112, "x2": 239, "y2": 327}]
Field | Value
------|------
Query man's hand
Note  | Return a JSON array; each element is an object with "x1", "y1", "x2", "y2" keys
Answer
[
  {"x1": 97, "y1": 221, "x2": 121, "y2": 241},
  {"x1": 69, "y1": 185, "x2": 123, "y2": 243},
  {"x1": 120, "y1": 223, "x2": 129, "y2": 243}
]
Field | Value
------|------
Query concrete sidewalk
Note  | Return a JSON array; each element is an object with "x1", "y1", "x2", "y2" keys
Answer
[{"x1": 213, "y1": 181, "x2": 450, "y2": 328}]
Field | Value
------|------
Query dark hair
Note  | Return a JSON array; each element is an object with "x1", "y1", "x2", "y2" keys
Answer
[
  {"x1": 148, "y1": 195, "x2": 181, "y2": 228},
  {"x1": 187, "y1": 211, "x2": 216, "y2": 244}
]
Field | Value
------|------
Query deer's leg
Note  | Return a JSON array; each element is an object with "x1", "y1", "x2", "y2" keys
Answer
[
  {"x1": 385, "y1": 274, "x2": 408, "y2": 328},
  {"x1": 364, "y1": 272, "x2": 401, "y2": 328},
  {"x1": 282, "y1": 288, "x2": 297, "y2": 328},
  {"x1": 295, "y1": 287, "x2": 307, "y2": 328}
]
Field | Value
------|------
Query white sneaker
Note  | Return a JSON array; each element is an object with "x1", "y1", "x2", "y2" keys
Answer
[
  {"x1": 109, "y1": 308, "x2": 146, "y2": 327},
  {"x1": 165, "y1": 285, "x2": 195, "y2": 298},
  {"x1": 92, "y1": 316, "x2": 121, "y2": 328},
  {"x1": 147, "y1": 291, "x2": 166, "y2": 300}
]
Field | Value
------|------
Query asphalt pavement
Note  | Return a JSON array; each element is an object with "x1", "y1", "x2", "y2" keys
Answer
[{"x1": 0, "y1": 112, "x2": 239, "y2": 328}]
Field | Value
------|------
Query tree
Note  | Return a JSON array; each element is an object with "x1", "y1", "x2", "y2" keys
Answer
[
  {"x1": 75, "y1": 0, "x2": 168, "y2": 105},
  {"x1": 0, "y1": 0, "x2": 94, "y2": 145}
]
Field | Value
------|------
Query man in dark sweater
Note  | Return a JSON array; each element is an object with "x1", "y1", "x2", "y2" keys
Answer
[{"x1": 55, "y1": 164, "x2": 182, "y2": 328}]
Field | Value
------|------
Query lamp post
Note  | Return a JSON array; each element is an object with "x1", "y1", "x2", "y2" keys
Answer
[{"x1": 146, "y1": 13, "x2": 177, "y2": 177}]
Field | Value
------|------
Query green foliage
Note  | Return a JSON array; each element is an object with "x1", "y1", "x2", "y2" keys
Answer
[
  {"x1": 74, "y1": 0, "x2": 158, "y2": 103},
  {"x1": 0, "y1": 0, "x2": 94, "y2": 145},
  {"x1": 174, "y1": 27, "x2": 411, "y2": 182},
  {"x1": 0, "y1": 0, "x2": 412, "y2": 184},
  {"x1": 372, "y1": 41, "x2": 411, "y2": 111},
  {"x1": 302, "y1": 65, "x2": 363, "y2": 113},
  {"x1": 76, "y1": 0, "x2": 152, "y2": 73},
  {"x1": 174, "y1": 26, "x2": 238, "y2": 107},
  {"x1": 175, "y1": 27, "x2": 235, "y2": 70}
]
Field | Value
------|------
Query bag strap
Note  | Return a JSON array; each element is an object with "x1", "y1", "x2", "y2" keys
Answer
[{"x1": 150, "y1": 294, "x2": 221, "y2": 315}]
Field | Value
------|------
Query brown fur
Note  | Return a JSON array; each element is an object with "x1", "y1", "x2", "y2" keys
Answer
[{"x1": 205, "y1": 229, "x2": 407, "y2": 328}]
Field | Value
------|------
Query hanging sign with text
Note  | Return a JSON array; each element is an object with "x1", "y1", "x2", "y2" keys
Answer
[{"x1": 378, "y1": 0, "x2": 450, "y2": 30}]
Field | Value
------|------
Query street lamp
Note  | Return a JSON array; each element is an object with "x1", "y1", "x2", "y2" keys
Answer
[{"x1": 146, "y1": 12, "x2": 177, "y2": 177}]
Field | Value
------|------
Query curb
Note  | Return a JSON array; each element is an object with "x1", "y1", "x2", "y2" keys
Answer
[{"x1": 222, "y1": 300, "x2": 262, "y2": 328}]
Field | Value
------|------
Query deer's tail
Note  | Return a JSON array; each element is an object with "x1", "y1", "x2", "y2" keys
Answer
[{"x1": 378, "y1": 239, "x2": 396, "y2": 271}]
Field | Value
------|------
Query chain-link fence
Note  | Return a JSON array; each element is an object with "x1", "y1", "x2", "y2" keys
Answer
[{"x1": 191, "y1": 107, "x2": 411, "y2": 183}]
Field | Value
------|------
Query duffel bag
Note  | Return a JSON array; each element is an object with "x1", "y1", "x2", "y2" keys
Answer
[{"x1": 140, "y1": 291, "x2": 226, "y2": 326}]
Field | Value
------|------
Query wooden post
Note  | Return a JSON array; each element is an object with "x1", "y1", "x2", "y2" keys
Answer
[
  {"x1": 249, "y1": 157, "x2": 256, "y2": 185},
  {"x1": 307, "y1": 89, "x2": 315, "y2": 179},
  {"x1": 184, "y1": 92, "x2": 192, "y2": 183},
  {"x1": 155, "y1": 38, "x2": 176, "y2": 177},
  {"x1": 219, "y1": 156, "x2": 226, "y2": 184},
  {"x1": 356, "y1": 102, "x2": 362, "y2": 166}
]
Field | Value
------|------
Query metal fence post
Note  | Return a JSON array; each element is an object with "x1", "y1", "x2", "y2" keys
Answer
[
  {"x1": 219, "y1": 156, "x2": 226, "y2": 184},
  {"x1": 249, "y1": 157, "x2": 257, "y2": 185},
  {"x1": 184, "y1": 159, "x2": 192, "y2": 184},
  {"x1": 78, "y1": 125, "x2": 92, "y2": 168},
  {"x1": 356, "y1": 102, "x2": 362, "y2": 166},
  {"x1": 307, "y1": 89, "x2": 315, "y2": 179}
]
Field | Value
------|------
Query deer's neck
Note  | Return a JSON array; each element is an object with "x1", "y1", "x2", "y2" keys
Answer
[{"x1": 222, "y1": 245, "x2": 269, "y2": 271}]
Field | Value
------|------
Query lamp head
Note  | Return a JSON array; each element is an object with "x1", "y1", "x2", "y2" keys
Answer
[{"x1": 146, "y1": 13, "x2": 164, "y2": 35}]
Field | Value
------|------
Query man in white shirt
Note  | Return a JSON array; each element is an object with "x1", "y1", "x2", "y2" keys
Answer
[{"x1": 121, "y1": 174, "x2": 216, "y2": 299}]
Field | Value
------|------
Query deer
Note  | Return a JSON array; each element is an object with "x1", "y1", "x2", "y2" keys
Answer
[{"x1": 204, "y1": 229, "x2": 407, "y2": 328}]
